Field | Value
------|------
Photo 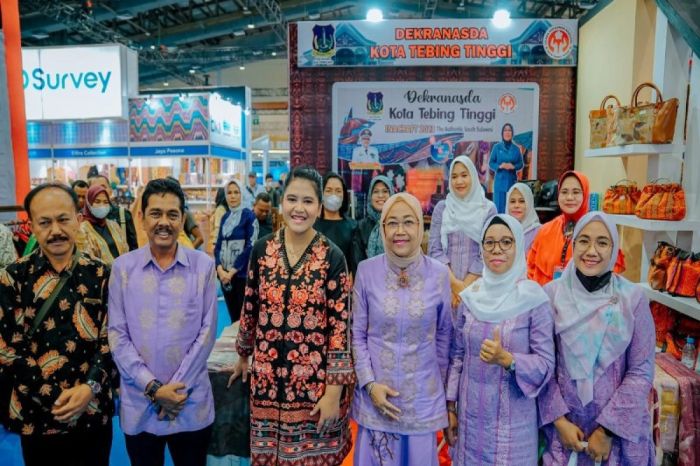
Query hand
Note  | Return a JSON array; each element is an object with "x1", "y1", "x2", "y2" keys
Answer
[
  {"x1": 554, "y1": 416, "x2": 585, "y2": 452},
  {"x1": 450, "y1": 278, "x2": 466, "y2": 298},
  {"x1": 51, "y1": 383, "x2": 94, "y2": 423},
  {"x1": 369, "y1": 383, "x2": 402, "y2": 421},
  {"x1": 444, "y1": 410, "x2": 458, "y2": 447},
  {"x1": 586, "y1": 427, "x2": 612, "y2": 463},
  {"x1": 154, "y1": 383, "x2": 188, "y2": 413},
  {"x1": 480, "y1": 327, "x2": 513, "y2": 368},
  {"x1": 218, "y1": 268, "x2": 231, "y2": 285},
  {"x1": 227, "y1": 357, "x2": 250, "y2": 387},
  {"x1": 157, "y1": 405, "x2": 183, "y2": 421},
  {"x1": 310, "y1": 390, "x2": 341, "y2": 434},
  {"x1": 451, "y1": 292, "x2": 462, "y2": 309}
]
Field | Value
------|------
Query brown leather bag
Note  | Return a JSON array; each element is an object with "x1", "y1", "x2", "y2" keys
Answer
[
  {"x1": 648, "y1": 241, "x2": 680, "y2": 291},
  {"x1": 602, "y1": 179, "x2": 641, "y2": 215},
  {"x1": 634, "y1": 180, "x2": 686, "y2": 221},
  {"x1": 666, "y1": 252, "x2": 700, "y2": 298},
  {"x1": 608, "y1": 82, "x2": 679, "y2": 146},
  {"x1": 589, "y1": 95, "x2": 620, "y2": 149}
]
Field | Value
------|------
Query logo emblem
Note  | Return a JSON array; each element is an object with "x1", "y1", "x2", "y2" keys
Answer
[
  {"x1": 498, "y1": 93, "x2": 517, "y2": 114},
  {"x1": 366, "y1": 92, "x2": 383, "y2": 115},
  {"x1": 543, "y1": 26, "x2": 573, "y2": 60},
  {"x1": 312, "y1": 24, "x2": 335, "y2": 57}
]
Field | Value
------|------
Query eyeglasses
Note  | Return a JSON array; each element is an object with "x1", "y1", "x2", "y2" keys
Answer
[
  {"x1": 482, "y1": 237, "x2": 514, "y2": 252},
  {"x1": 384, "y1": 219, "x2": 418, "y2": 233},
  {"x1": 574, "y1": 237, "x2": 612, "y2": 252}
]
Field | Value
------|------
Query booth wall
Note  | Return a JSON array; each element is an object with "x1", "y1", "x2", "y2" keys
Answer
[
  {"x1": 287, "y1": 23, "x2": 577, "y2": 181},
  {"x1": 575, "y1": 0, "x2": 657, "y2": 281}
]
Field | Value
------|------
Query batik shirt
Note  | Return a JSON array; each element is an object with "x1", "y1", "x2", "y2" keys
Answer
[{"x1": 0, "y1": 249, "x2": 114, "y2": 435}]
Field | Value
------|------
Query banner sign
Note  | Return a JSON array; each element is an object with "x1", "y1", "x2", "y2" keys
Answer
[
  {"x1": 298, "y1": 19, "x2": 577, "y2": 67},
  {"x1": 209, "y1": 93, "x2": 243, "y2": 150},
  {"x1": 332, "y1": 81, "x2": 539, "y2": 215},
  {"x1": 22, "y1": 44, "x2": 136, "y2": 120},
  {"x1": 130, "y1": 144, "x2": 210, "y2": 157}
]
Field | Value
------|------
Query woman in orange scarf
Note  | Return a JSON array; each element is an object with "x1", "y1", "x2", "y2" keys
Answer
[{"x1": 527, "y1": 171, "x2": 624, "y2": 285}]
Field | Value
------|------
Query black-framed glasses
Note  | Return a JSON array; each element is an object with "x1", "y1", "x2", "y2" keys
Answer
[{"x1": 482, "y1": 237, "x2": 514, "y2": 252}]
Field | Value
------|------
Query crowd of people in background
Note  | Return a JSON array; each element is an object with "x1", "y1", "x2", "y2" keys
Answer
[{"x1": 0, "y1": 164, "x2": 655, "y2": 466}]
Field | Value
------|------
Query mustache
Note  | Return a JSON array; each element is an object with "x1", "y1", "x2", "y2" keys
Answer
[
  {"x1": 47, "y1": 235, "x2": 69, "y2": 244},
  {"x1": 154, "y1": 226, "x2": 174, "y2": 234}
]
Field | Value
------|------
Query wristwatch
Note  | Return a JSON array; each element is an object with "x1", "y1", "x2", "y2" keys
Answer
[
  {"x1": 85, "y1": 379, "x2": 102, "y2": 395},
  {"x1": 506, "y1": 360, "x2": 516, "y2": 372},
  {"x1": 145, "y1": 379, "x2": 163, "y2": 403}
]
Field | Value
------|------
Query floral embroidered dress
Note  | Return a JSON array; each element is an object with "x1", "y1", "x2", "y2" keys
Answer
[{"x1": 236, "y1": 229, "x2": 356, "y2": 466}]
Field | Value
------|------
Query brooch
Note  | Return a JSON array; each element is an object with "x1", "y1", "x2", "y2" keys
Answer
[{"x1": 398, "y1": 269, "x2": 410, "y2": 288}]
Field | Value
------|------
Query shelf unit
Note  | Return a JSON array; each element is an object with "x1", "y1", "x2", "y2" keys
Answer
[
  {"x1": 638, "y1": 283, "x2": 700, "y2": 321},
  {"x1": 584, "y1": 144, "x2": 685, "y2": 158},
  {"x1": 605, "y1": 215, "x2": 700, "y2": 232}
]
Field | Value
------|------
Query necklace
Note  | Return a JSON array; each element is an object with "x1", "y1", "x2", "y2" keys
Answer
[{"x1": 284, "y1": 230, "x2": 314, "y2": 266}]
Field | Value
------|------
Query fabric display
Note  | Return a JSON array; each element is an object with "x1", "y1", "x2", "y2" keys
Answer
[
  {"x1": 589, "y1": 82, "x2": 679, "y2": 148},
  {"x1": 602, "y1": 179, "x2": 641, "y2": 215},
  {"x1": 652, "y1": 354, "x2": 700, "y2": 466},
  {"x1": 651, "y1": 302, "x2": 700, "y2": 359},
  {"x1": 588, "y1": 95, "x2": 621, "y2": 148}
]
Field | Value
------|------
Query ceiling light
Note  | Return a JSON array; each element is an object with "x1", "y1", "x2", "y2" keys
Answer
[
  {"x1": 577, "y1": 0, "x2": 599, "y2": 9},
  {"x1": 31, "y1": 30, "x2": 50, "y2": 40},
  {"x1": 233, "y1": 30, "x2": 246, "y2": 37},
  {"x1": 456, "y1": 1, "x2": 466, "y2": 11},
  {"x1": 239, "y1": 66, "x2": 246, "y2": 70},
  {"x1": 163, "y1": 81, "x2": 169, "y2": 87},
  {"x1": 366, "y1": 8, "x2": 383, "y2": 22},
  {"x1": 247, "y1": 22, "x2": 255, "y2": 29},
  {"x1": 252, "y1": 50, "x2": 263, "y2": 55},
  {"x1": 116, "y1": 10, "x2": 134, "y2": 20},
  {"x1": 242, "y1": 6, "x2": 251, "y2": 15},
  {"x1": 149, "y1": 44, "x2": 156, "y2": 50},
  {"x1": 271, "y1": 51, "x2": 277, "y2": 57},
  {"x1": 308, "y1": 11, "x2": 321, "y2": 20},
  {"x1": 492, "y1": 9, "x2": 512, "y2": 28},
  {"x1": 189, "y1": 69, "x2": 196, "y2": 74}
]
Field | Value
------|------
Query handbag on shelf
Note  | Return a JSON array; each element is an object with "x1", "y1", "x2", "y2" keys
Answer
[
  {"x1": 608, "y1": 82, "x2": 679, "y2": 146},
  {"x1": 635, "y1": 179, "x2": 686, "y2": 221},
  {"x1": 648, "y1": 241, "x2": 680, "y2": 291},
  {"x1": 602, "y1": 179, "x2": 641, "y2": 215},
  {"x1": 589, "y1": 95, "x2": 621, "y2": 149},
  {"x1": 665, "y1": 252, "x2": 700, "y2": 298}
]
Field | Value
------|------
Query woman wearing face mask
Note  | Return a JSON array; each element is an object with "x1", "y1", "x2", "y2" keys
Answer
[
  {"x1": 352, "y1": 192, "x2": 452, "y2": 466},
  {"x1": 215, "y1": 179, "x2": 257, "y2": 323},
  {"x1": 507, "y1": 182, "x2": 541, "y2": 253},
  {"x1": 489, "y1": 123, "x2": 524, "y2": 213},
  {"x1": 314, "y1": 172, "x2": 358, "y2": 274},
  {"x1": 352, "y1": 175, "x2": 394, "y2": 264},
  {"x1": 527, "y1": 171, "x2": 625, "y2": 285},
  {"x1": 444, "y1": 214, "x2": 554, "y2": 465},
  {"x1": 78, "y1": 184, "x2": 129, "y2": 265},
  {"x1": 429, "y1": 156, "x2": 496, "y2": 308},
  {"x1": 539, "y1": 212, "x2": 655, "y2": 466},
  {"x1": 230, "y1": 167, "x2": 355, "y2": 466}
]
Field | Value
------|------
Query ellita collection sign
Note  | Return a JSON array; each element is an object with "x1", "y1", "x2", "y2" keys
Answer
[{"x1": 21, "y1": 44, "x2": 138, "y2": 120}]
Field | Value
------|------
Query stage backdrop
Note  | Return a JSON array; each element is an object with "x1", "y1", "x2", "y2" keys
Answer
[{"x1": 288, "y1": 22, "x2": 576, "y2": 217}]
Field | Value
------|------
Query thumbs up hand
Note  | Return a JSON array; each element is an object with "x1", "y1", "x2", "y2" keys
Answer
[{"x1": 479, "y1": 327, "x2": 513, "y2": 369}]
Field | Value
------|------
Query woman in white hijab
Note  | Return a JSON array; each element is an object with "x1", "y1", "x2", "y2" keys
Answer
[
  {"x1": 506, "y1": 182, "x2": 541, "y2": 253},
  {"x1": 428, "y1": 156, "x2": 496, "y2": 307},
  {"x1": 444, "y1": 213, "x2": 554, "y2": 465},
  {"x1": 539, "y1": 211, "x2": 655, "y2": 466}
]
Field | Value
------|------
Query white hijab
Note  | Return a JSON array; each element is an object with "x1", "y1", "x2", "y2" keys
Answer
[
  {"x1": 460, "y1": 214, "x2": 549, "y2": 323},
  {"x1": 441, "y1": 156, "x2": 494, "y2": 248},
  {"x1": 507, "y1": 182, "x2": 541, "y2": 234},
  {"x1": 546, "y1": 211, "x2": 636, "y2": 406}
]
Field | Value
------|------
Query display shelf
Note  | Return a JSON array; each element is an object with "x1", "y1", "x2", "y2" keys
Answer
[
  {"x1": 606, "y1": 214, "x2": 700, "y2": 231},
  {"x1": 639, "y1": 282, "x2": 700, "y2": 320},
  {"x1": 583, "y1": 144, "x2": 685, "y2": 158}
]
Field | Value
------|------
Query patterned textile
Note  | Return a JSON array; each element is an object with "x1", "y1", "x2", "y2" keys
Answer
[
  {"x1": 0, "y1": 249, "x2": 114, "y2": 435},
  {"x1": 78, "y1": 219, "x2": 129, "y2": 265},
  {"x1": 236, "y1": 230, "x2": 355, "y2": 465}
]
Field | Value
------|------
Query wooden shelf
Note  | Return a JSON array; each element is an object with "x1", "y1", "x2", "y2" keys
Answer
[
  {"x1": 584, "y1": 144, "x2": 685, "y2": 158},
  {"x1": 606, "y1": 214, "x2": 700, "y2": 231},
  {"x1": 639, "y1": 283, "x2": 700, "y2": 321}
]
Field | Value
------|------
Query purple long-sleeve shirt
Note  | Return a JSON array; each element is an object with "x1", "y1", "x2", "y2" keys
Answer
[
  {"x1": 351, "y1": 254, "x2": 453, "y2": 435},
  {"x1": 446, "y1": 302, "x2": 555, "y2": 465},
  {"x1": 108, "y1": 245, "x2": 217, "y2": 435},
  {"x1": 538, "y1": 284, "x2": 656, "y2": 466},
  {"x1": 428, "y1": 200, "x2": 496, "y2": 280}
]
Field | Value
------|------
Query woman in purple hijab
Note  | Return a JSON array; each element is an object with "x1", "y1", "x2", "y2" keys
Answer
[{"x1": 539, "y1": 211, "x2": 655, "y2": 465}]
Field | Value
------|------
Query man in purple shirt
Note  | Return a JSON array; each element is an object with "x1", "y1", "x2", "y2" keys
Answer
[{"x1": 108, "y1": 178, "x2": 217, "y2": 466}]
